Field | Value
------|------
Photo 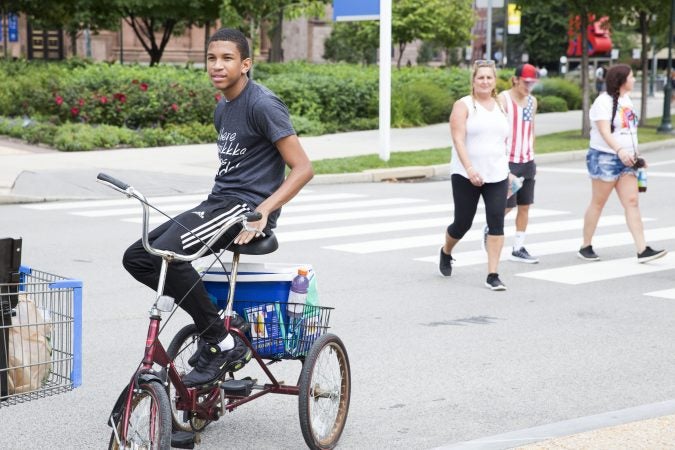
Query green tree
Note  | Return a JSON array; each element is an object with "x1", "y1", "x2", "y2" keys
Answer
[
  {"x1": 607, "y1": 1, "x2": 662, "y2": 126},
  {"x1": 392, "y1": 0, "x2": 473, "y2": 69},
  {"x1": 508, "y1": 2, "x2": 568, "y2": 68},
  {"x1": 323, "y1": 21, "x2": 378, "y2": 65},
  {"x1": 107, "y1": 0, "x2": 221, "y2": 66},
  {"x1": 219, "y1": 0, "x2": 327, "y2": 63},
  {"x1": 1, "y1": 0, "x2": 120, "y2": 58}
]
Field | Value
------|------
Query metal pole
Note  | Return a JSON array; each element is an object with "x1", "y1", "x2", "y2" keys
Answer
[
  {"x1": 502, "y1": 1, "x2": 507, "y2": 66},
  {"x1": 649, "y1": 42, "x2": 656, "y2": 97},
  {"x1": 379, "y1": 0, "x2": 391, "y2": 161},
  {"x1": 2, "y1": 10, "x2": 8, "y2": 59},
  {"x1": 486, "y1": 0, "x2": 492, "y2": 60},
  {"x1": 119, "y1": 20, "x2": 124, "y2": 64},
  {"x1": 658, "y1": 0, "x2": 674, "y2": 133}
]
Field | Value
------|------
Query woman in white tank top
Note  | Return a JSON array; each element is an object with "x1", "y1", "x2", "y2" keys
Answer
[{"x1": 440, "y1": 60, "x2": 510, "y2": 291}]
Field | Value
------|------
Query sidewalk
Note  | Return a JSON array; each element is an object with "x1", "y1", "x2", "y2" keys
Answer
[{"x1": 0, "y1": 92, "x2": 671, "y2": 203}]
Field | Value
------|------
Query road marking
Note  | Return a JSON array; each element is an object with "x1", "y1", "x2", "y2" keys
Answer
[
  {"x1": 326, "y1": 211, "x2": 631, "y2": 255},
  {"x1": 644, "y1": 288, "x2": 675, "y2": 299},
  {"x1": 278, "y1": 203, "x2": 452, "y2": 225},
  {"x1": 276, "y1": 208, "x2": 567, "y2": 243},
  {"x1": 538, "y1": 167, "x2": 675, "y2": 178},
  {"x1": 283, "y1": 197, "x2": 421, "y2": 213},
  {"x1": 21, "y1": 194, "x2": 207, "y2": 210},
  {"x1": 517, "y1": 252, "x2": 675, "y2": 285},
  {"x1": 414, "y1": 223, "x2": 668, "y2": 267},
  {"x1": 122, "y1": 197, "x2": 426, "y2": 224}
]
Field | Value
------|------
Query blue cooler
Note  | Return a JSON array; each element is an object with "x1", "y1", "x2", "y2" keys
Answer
[{"x1": 201, "y1": 263, "x2": 313, "y2": 358}]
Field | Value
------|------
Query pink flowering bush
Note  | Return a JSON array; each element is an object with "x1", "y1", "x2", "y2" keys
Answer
[{"x1": 0, "y1": 60, "x2": 220, "y2": 128}]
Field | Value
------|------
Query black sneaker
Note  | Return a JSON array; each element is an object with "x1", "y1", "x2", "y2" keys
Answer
[
  {"x1": 637, "y1": 246, "x2": 667, "y2": 263},
  {"x1": 182, "y1": 334, "x2": 251, "y2": 387},
  {"x1": 485, "y1": 273, "x2": 507, "y2": 291},
  {"x1": 509, "y1": 247, "x2": 539, "y2": 264},
  {"x1": 187, "y1": 315, "x2": 250, "y2": 367},
  {"x1": 577, "y1": 245, "x2": 600, "y2": 261},
  {"x1": 439, "y1": 247, "x2": 454, "y2": 276}
]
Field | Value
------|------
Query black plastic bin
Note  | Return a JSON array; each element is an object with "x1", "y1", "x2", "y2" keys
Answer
[{"x1": 0, "y1": 238, "x2": 22, "y2": 399}]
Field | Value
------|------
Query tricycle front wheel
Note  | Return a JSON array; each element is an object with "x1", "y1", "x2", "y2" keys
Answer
[{"x1": 298, "y1": 333, "x2": 351, "y2": 449}]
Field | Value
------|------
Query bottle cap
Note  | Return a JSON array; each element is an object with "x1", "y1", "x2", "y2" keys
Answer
[{"x1": 298, "y1": 268, "x2": 308, "y2": 276}]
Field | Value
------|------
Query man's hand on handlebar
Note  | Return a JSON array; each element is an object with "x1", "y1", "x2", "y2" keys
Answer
[{"x1": 235, "y1": 210, "x2": 268, "y2": 245}]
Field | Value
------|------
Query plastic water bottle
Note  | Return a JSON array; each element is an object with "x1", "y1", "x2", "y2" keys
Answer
[
  {"x1": 287, "y1": 269, "x2": 309, "y2": 315},
  {"x1": 287, "y1": 269, "x2": 309, "y2": 353},
  {"x1": 637, "y1": 168, "x2": 647, "y2": 193},
  {"x1": 508, "y1": 176, "x2": 524, "y2": 198}
]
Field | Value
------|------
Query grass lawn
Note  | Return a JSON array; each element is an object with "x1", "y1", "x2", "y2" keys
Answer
[{"x1": 311, "y1": 117, "x2": 675, "y2": 175}]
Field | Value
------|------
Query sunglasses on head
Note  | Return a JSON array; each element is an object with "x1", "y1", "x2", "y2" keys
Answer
[{"x1": 473, "y1": 59, "x2": 496, "y2": 68}]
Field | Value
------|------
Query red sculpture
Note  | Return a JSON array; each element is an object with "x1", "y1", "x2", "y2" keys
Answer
[{"x1": 567, "y1": 15, "x2": 612, "y2": 56}]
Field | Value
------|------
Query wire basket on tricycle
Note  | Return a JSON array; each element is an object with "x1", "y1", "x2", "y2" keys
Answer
[{"x1": 0, "y1": 265, "x2": 83, "y2": 407}]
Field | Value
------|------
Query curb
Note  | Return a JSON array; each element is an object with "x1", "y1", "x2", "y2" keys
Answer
[
  {"x1": 2, "y1": 139, "x2": 674, "y2": 204},
  {"x1": 310, "y1": 138, "x2": 674, "y2": 185}
]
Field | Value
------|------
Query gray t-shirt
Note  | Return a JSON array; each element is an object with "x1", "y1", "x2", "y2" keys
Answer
[{"x1": 211, "y1": 80, "x2": 295, "y2": 229}]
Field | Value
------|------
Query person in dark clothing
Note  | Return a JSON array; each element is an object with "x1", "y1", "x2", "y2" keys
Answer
[{"x1": 122, "y1": 28, "x2": 313, "y2": 387}]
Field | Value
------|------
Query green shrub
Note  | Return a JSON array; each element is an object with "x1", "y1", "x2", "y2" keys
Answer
[
  {"x1": 395, "y1": 81, "x2": 452, "y2": 125},
  {"x1": 534, "y1": 78, "x2": 581, "y2": 110},
  {"x1": 291, "y1": 115, "x2": 325, "y2": 136},
  {"x1": 21, "y1": 122, "x2": 58, "y2": 145},
  {"x1": 53, "y1": 123, "x2": 98, "y2": 151},
  {"x1": 537, "y1": 95, "x2": 568, "y2": 113}
]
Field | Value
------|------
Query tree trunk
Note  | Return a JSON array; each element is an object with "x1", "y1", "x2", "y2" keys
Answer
[
  {"x1": 269, "y1": 9, "x2": 284, "y2": 63},
  {"x1": 124, "y1": 14, "x2": 175, "y2": 66},
  {"x1": 70, "y1": 30, "x2": 77, "y2": 56},
  {"x1": 396, "y1": 42, "x2": 405, "y2": 69},
  {"x1": 639, "y1": 11, "x2": 649, "y2": 127},
  {"x1": 580, "y1": 12, "x2": 590, "y2": 138}
]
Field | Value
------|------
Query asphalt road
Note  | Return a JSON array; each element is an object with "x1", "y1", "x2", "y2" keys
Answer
[{"x1": 0, "y1": 148, "x2": 674, "y2": 449}]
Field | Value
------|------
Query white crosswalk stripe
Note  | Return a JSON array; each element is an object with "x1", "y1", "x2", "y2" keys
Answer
[
  {"x1": 20, "y1": 190, "x2": 674, "y2": 291},
  {"x1": 517, "y1": 253, "x2": 675, "y2": 285},
  {"x1": 326, "y1": 209, "x2": 569, "y2": 253},
  {"x1": 414, "y1": 219, "x2": 663, "y2": 265},
  {"x1": 644, "y1": 288, "x2": 675, "y2": 299}
]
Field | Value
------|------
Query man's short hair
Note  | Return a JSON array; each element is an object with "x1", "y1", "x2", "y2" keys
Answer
[{"x1": 208, "y1": 28, "x2": 250, "y2": 60}]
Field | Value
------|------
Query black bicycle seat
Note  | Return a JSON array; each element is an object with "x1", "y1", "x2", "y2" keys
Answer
[{"x1": 229, "y1": 232, "x2": 278, "y2": 255}]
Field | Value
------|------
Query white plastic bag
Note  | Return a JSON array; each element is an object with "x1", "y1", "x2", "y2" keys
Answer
[{"x1": 7, "y1": 294, "x2": 52, "y2": 394}]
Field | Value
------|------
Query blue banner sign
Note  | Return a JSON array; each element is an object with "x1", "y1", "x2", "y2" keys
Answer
[
  {"x1": 333, "y1": 0, "x2": 379, "y2": 21},
  {"x1": 9, "y1": 13, "x2": 18, "y2": 42},
  {"x1": 0, "y1": 13, "x2": 19, "y2": 42}
]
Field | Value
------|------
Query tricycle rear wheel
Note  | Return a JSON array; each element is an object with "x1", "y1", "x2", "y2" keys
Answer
[{"x1": 298, "y1": 333, "x2": 351, "y2": 449}]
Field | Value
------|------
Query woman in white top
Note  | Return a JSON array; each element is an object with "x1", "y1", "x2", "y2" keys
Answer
[
  {"x1": 439, "y1": 60, "x2": 510, "y2": 290},
  {"x1": 578, "y1": 64, "x2": 666, "y2": 263}
]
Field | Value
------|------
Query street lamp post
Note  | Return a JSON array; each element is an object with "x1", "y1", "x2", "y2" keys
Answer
[{"x1": 657, "y1": 0, "x2": 675, "y2": 133}]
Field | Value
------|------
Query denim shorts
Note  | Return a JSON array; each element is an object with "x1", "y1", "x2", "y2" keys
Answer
[{"x1": 586, "y1": 148, "x2": 635, "y2": 182}]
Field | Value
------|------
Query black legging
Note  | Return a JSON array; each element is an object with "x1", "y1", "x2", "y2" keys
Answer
[{"x1": 447, "y1": 174, "x2": 508, "y2": 239}]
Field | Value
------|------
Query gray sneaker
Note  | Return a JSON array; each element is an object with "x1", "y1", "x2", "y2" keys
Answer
[
  {"x1": 509, "y1": 247, "x2": 539, "y2": 264},
  {"x1": 439, "y1": 247, "x2": 454, "y2": 276}
]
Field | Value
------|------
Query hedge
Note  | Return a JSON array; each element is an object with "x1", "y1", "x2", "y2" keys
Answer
[{"x1": 0, "y1": 59, "x2": 584, "y2": 151}]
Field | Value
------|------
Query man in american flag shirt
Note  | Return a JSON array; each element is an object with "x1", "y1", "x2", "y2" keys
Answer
[{"x1": 483, "y1": 63, "x2": 540, "y2": 263}]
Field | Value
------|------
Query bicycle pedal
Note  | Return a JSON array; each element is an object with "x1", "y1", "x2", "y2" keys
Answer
[
  {"x1": 171, "y1": 430, "x2": 196, "y2": 449},
  {"x1": 221, "y1": 377, "x2": 255, "y2": 397}
]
